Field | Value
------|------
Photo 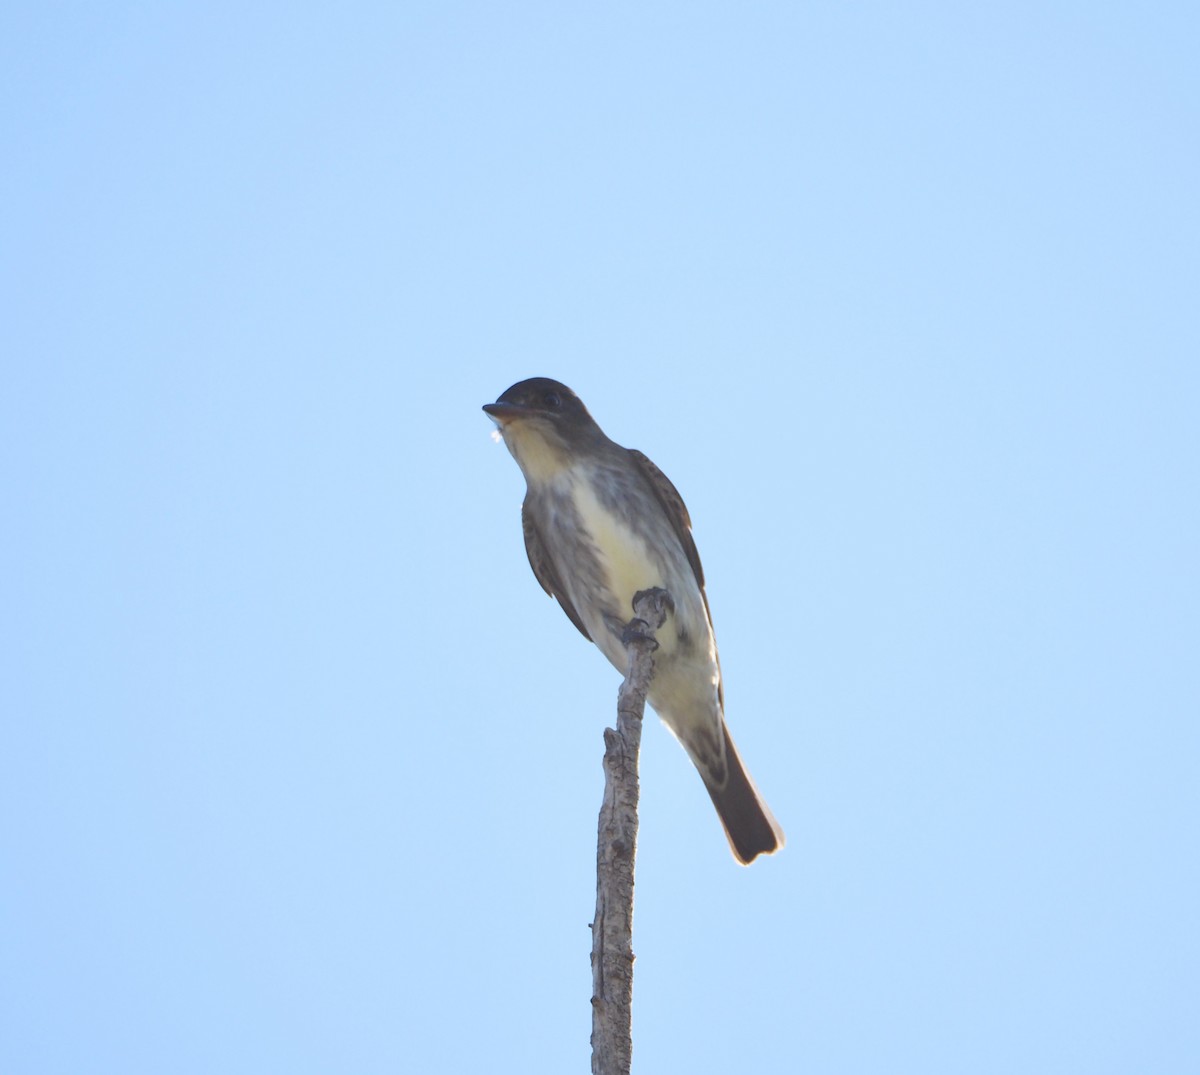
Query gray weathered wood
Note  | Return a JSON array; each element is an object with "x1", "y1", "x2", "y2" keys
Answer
[{"x1": 590, "y1": 587, "x2": 673, "y2": 1075}]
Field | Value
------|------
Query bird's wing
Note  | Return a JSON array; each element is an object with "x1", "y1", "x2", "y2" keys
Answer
[
  {"x1": 630, "y1": 448, "x2": 724, "y2": 711},
  {"x1": 628, "y1": 449, "x2": 705, "y2": 592},
  {"x1": 522, "y1": 499, "x2": 593, "y2": 641}
]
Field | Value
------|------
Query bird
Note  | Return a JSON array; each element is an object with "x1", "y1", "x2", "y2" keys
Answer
[{"x1": 483, "y1": 377, "x2": 783, "y2": 864}]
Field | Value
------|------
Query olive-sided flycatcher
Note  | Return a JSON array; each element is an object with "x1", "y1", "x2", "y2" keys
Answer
[{"x1": 484, "y1": 377, "x2": 784, "y2": 864}]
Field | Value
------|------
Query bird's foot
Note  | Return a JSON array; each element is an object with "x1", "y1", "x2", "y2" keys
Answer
[
  {"x1": 621, "y1": 618, "x2": 659, "y2": 649},
  {"x1": 620, "y1": 588, "x2": 674, "y2": 647},
  {"x1": 632, "y1": 587, "x2": 674, "y2": 622}
]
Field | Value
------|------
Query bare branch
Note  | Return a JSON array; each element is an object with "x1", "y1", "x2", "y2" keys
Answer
[{"x1": 590, "y1": 587, "x2": 673, "y2": 1075}]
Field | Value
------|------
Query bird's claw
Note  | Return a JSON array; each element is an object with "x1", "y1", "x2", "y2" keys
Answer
[
  {"x1": 631, "y1": 587, "x2": 674, "y2": 622},
  {"x1": 620, "y1": 588, "x2": 674, "y2": 648},
  {"x1": 621, "y1": 618, "x2": 659, "y2": 649}
]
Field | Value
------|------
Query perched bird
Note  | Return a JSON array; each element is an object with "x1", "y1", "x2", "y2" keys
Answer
[{"x1": 483, "y1": 377, "x2": 783, "y2": 864}]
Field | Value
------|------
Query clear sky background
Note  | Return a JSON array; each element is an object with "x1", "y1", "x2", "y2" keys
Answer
[{"x1": 3, "y1": 3, "x2": 1198, "y2": 1073}]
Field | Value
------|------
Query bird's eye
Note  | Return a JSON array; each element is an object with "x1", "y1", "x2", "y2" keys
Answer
[{"x1": 544, "y1": 392, "x2": 562, "y2": 408}]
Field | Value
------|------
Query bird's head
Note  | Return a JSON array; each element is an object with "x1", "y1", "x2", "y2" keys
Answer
[{"x1": 483, "y1": 378, "x2": 603, "y2": 481}]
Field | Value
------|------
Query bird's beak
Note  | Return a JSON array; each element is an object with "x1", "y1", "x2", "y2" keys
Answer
[{"x1": 482, "y1": 401, "x2": 529, "y2": 426}]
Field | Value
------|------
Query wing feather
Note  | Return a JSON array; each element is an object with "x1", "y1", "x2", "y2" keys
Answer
[
  {"x1": 628, "y1": 449, "x2": 705, "y2": 591},
  {"x1": 629, "y1": 448, "x2": 723, "y2": 711},
  {"x1": 521, "y1": 499, "x2": 592, "y2": 641}
]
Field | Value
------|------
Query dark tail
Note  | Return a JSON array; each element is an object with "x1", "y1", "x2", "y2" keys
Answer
[{"x1": 703, "y1": 724, "x2": 785, "y2": 865}]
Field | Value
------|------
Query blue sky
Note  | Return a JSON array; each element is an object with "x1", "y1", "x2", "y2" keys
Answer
[{"x1": 3, "y1": 3, "x2": 1198, "y2": 1072}]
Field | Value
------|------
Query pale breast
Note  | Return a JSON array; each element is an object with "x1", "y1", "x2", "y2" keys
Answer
[{"x1": 570, "y1": 475, "x2": 667, "y2": 605}]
